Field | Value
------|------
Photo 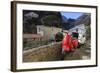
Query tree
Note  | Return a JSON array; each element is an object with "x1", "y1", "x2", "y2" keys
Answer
[{"x1": 55, "y1": 32, "x2": 63, "y2": 42}]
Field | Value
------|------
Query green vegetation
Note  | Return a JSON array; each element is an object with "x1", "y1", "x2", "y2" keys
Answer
[
  {"x1": 55, "y1": 32, "x2": 63, "y2": 42},
  {"x1": 41, "y1": 15, "x2": 61, "y2": 27}
]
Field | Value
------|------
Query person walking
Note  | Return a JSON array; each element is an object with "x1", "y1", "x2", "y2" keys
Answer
[
  {"x1": 72, "y1": 28, "x2": 79, "y2": 39},
  {"x1": 72, "y1": 28, "x2": 79, "y2": 48},
  {"x1": 61, "y1": 30, "x2": 73, "y2": 60}
]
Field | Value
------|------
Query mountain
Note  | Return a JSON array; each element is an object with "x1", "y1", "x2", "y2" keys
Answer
[
  {"x1": 75, "y1": 13, "x2": 91, "y2": 25},
  {"x1": 61, "y1": 16, "x2": 76, "y2": 30},
  {"x1": 61, "y1": 15, "x2": 68, "y2": 23}
]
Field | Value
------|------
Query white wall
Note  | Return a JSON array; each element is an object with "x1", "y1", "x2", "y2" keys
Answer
[{"x1": 0, "y1": 0, "x2": 99, "y2": 73}]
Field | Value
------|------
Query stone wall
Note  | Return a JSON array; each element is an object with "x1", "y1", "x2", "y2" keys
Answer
[{"x1": 23, "y1": 42, "x2": 62, "y2": 62}]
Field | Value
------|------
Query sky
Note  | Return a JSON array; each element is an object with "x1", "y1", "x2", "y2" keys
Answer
[{"x1": 61, "y1": 12, "x2": 83, "y2": 19}]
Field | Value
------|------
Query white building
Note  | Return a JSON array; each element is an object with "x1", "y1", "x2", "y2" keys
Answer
[
  {"x1": 37, "y1": 25, "x2": 62, "y2": 40},
  {"x1": 69, "y1": 24, "x2": 86, "y2": 44}
]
